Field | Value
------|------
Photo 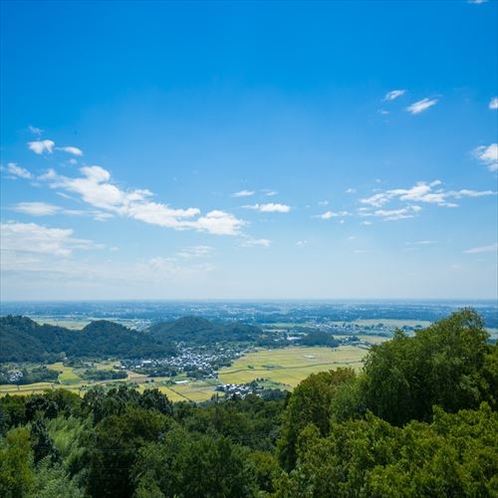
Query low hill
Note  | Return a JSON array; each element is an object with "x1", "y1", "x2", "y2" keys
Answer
[
  {"x1": 0, "y1": 316, "x2": 175, "y2": 362},
  {"x1": 148, "y1": 316, "x2": 263, "y2": 344}
]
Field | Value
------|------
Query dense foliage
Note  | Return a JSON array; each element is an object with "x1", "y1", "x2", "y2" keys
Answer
[{"x1": 1, "y1": 309, "x2": 497, "y2": 497}]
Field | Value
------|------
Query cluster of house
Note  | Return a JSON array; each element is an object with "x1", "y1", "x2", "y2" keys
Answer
[
  {"x1": 0, "y1": 369, "x2": 23, "y2": 383},
  {"x1": 122, "y1": 345, "x2": 245, "y2": 378}
]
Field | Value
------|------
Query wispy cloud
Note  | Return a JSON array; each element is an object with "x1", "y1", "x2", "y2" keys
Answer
[
  {"x1": 262, "y1": 189, "x2": 278, "y2": 197},
  {"x1": 28, "y1": 139, "x2": 55, "y2": 154},
  {"x1": 383, "y1": 89, "x2": 405, "y2": 101},
  {"x1": 4, "y1": 163, "x2": 33, "y2": 180},
  {"x1": 474, "y1": 143, "x2": 498, "y2": 172},
  {"x1": 231, "y1": 189, "x2": 255, "y2": 198},
  {"x1": 240, "y1": 237, "x2": 271, "y2": 248},
  {"x1": 176, "y1": 245, "x2": 214, "y2": 259},
  {"x1": 464, "y1": 243, "x2": 497, "y2": 254},
  {"x1": 0, "y1": 221, "x2": 101, "y2": 257},
  {"x1": 57, "y1": 146, "x2": 83, "y2": 156},
  {"x1": 346, "y1": 187, "x2": 356, "y2": 194},
  {"x1": 296, "y1": 240, "x2": 310, "y2": 246},
  {"x1": 317, "y1": 210, "x2": 351, "y2": 220},
  {"x1": 468, "y1": 0, "x2": 488, "y2": 4},
  {"x1": 39, "y1": 165, "x2": 245, "y2": 235},
  {"x1": 372, "y1": 206, "x2": 423, "y2": 221},
  {"x1": 243, "y1": 203, "x2": 291, "y2": 213},
  {"x1": 12, "y1": 202, "x2": 61, "y2": 216},
  {"x1": 406, "y1": 98, "x2": 438, "y2": 114},
  {"x1": 360, "y1": 180, "x2": 494, "y2": 209},
  {"x1": 489, "y1": 97, "x2": 498, "y2": 110},
  {"x1": 28, "y1": 125, "x2": 44, "y2": 136}
]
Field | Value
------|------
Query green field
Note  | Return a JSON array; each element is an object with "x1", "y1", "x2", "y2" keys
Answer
[{"x1": 218, "y1": 345, "x2": 368, "y2": 389}]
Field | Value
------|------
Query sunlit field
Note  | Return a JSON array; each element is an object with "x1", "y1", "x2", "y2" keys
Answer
[{"x1": 218, "y1": 345, "x2": 368, "y2": 389}]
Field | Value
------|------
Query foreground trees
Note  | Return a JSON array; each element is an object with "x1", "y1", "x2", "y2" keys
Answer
[{"x1": 0, "y1": 309, "x2": 497, "y2": 496}]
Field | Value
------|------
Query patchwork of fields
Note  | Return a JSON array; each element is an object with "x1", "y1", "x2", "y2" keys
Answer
[{"x1": 0, "y1": 344, "x2": 372, "y2": 401}]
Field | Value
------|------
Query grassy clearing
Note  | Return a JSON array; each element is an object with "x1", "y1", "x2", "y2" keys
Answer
[{"x1": 219, "y1": 345, "x2": 367, "y2": 389}]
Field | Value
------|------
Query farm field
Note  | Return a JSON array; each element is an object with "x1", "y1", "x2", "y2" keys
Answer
[
  {"x1": 218, "y1": 345, "x2": 368, "y2": 389},
  {"x1": 1, "y1": 345, "x2": 371, "y2": 401}
]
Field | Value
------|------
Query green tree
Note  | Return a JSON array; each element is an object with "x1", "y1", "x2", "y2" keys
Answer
[
  {"x1": 363, "y1": 309, "x2": 492, "y2": 425},
  {"x1": 277, "y1": 368, "x2": 356, "y2": 470},
  {"x1": 0, "y1": 427, "x2": 35, "y2": 498},
  {"x1": 87, "y1": 406, "x2": 170, "y2": 497}
]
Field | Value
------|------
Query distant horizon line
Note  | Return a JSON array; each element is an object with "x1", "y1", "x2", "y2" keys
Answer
[{"x1": 1, "y1": 297, "x2": 497, "y2": 304}]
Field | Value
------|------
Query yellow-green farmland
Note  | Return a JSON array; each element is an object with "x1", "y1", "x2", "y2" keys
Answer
[
  {"x1": 0, "y1": 345, "x2": 371, "y2": 401},
  {"x1": 218, "y1": 345, "x2": 368, "y2": 389}
]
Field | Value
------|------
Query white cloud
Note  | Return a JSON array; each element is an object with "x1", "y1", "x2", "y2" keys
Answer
[
  {"x1": 464, "y1": 243, "x2": 497, "y2": 254},
  {"x1": 406, "y1": 98, "x2": 438, "y2": 114},
  {"x1": 346, "y1": 187, "x2": 356, "y2": 194},
  {"x1": 318, "y1": 210, "x2": 350, "y2": 220},
  {"x1": 383, "y1": 89, "x2": 405, "y2": 101},
  {"x1": 318, "y1": 200, "x2": 329, "y2": 206},
  {"x1": 231, "y1": 189, "x2": 255, "y2": 198},
  {"x1": 373, "y1": 206, "x2": 423, "y2": 221},
  {"x1": 240, "y1": 237, "x2": 271, "y2": 248},
  {"x1": 474, "y1": 143, "x2": 498, "y2": 172},
  {"x1": 28, "y1": 125, "x2": 44, "y2": 135},
  {"x1": 41, "y1": 165, "x2": 245, "y2": 235},
  {"x1": 5, "y1": 163, "x2": 33, "y2": 179},
  {"x1": 12, "y1": 202, "x2": 61, "y2": 216},
  {"x1": 0, "y1": 221, "x2": 100, "y2": 257},
  {"x1": 296, "y1": 240, "x2": 310, "y2": 246},
  {"x1": 262, "y1": 189, "x2": 278, "y2": 197},
  {"x1": 468, "y1": 0, "x2": 488, "y2": 4},
  {"x1": 192, "y1": 210, "x2": 245, "y2": 235},
  {"x1": 58, "y1": 146, "x2": 83, "y2": 156},
  {"x1": 489, "y1": 97, "x2": 498, "y2": 110},
  {"x1": 244, "y1": 203, "x2": 291, "y2": 213},
  {"x1": 415, "y1": 240, "x2": 436, "y2": 245},
  {"x1": 28, "y1": 139, "x2": 55, "y2": 154},
  {"x1": 360, "y1": 180, "x2": 494, "y2": 209},
  {"x1": 176, "y1": 245, "x2": 214, "y2": 258}
]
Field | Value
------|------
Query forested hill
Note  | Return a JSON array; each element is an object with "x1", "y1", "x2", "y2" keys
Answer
[
  {"x1": 0, "y1": 316, "x2": 175, "y2": 362},
  {"x1": 148, "y1": 315, "x2": 263, "y2": 344}
]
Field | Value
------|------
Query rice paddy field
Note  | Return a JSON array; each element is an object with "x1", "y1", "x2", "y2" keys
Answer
[
  {"x1": 218, "y1": 345, "x2": 368, "y2": 389},
  {"x1": 0, "y1": 344, "x2": 371, "y2": 401}
]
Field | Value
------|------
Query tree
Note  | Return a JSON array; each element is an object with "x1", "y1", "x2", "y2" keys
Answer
[
  {"x1": 87, "y1": 406, "x2": 170, "y2": 497},
  {"x1": 277, "y1": 368, "x2": 356, "y2": 470},
  {"x1": 0, "y1": 427, "x2": 35, "y2": 498},
  {"x1": 363, "y1": 309, "x2": 492, "y2": 425}
]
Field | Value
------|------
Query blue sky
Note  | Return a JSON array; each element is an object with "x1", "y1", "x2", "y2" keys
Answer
[{"x1": 1, "y1": 0, "x2": 497, "y2": 301}]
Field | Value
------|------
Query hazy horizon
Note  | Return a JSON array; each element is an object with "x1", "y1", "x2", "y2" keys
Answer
[{"x1": 1, "y1": 1, "x2": 497, "y2": 301}]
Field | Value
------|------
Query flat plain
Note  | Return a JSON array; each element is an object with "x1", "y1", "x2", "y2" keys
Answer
[
  {"x1": 0, "y1": 344, "x2": 372, "y2": 401},
  {"x1": 218, "y1": 345, "x2": 368, "y2": 389}
]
